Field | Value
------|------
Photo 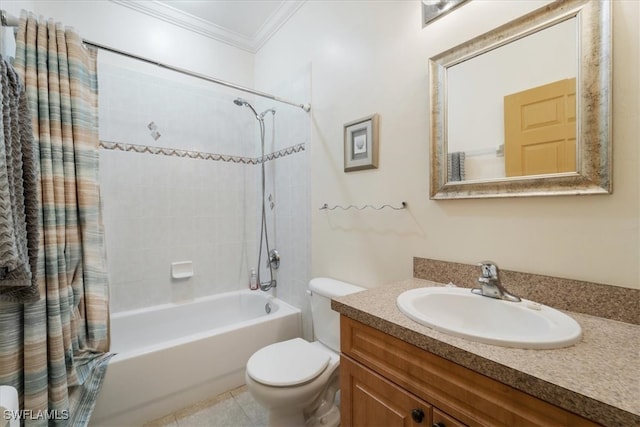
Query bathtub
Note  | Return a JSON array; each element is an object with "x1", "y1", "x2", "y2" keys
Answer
[{"x1": 90, "y1": 290, "x2": 301, "y2": 426}]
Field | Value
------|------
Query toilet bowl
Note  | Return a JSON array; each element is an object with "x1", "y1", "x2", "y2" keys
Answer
[
  {"x1": 246, "y1": 339, "x2": 340, "y2": 426},
  {"x1": 245, "y1": 278, "x2": 364, "y2": 427}
]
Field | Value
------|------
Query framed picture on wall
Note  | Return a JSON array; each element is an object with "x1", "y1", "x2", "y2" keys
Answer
[{"x1": 344, "y1": 114, "x2": 379, "y2": 172}]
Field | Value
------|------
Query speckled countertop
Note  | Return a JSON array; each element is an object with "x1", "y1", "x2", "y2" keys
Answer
[{"x1": 332, "y1": 278, "x2": 640, "y2": 427}]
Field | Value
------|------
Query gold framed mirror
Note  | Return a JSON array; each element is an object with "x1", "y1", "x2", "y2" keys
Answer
[{"x1": 429, "y1": 0, "x2": 611, "y2": 199}]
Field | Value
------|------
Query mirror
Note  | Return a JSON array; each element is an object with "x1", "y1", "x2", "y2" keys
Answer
[{"x1": 429, "y1": 0, "x2": 611, "y2": 199}]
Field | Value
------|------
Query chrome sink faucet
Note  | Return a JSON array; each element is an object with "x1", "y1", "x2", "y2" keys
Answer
[{"x1": 471, "y1": 261, "x2": 521, "y2": 302}]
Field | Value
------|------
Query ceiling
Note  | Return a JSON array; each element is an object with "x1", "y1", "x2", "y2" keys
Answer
[{"x1": 111, "y1": 0, "x2": 306, "y2": 53}]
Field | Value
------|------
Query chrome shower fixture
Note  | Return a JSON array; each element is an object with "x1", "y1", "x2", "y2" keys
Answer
[
  {"x1": 234, "y1": 97, "x2": 259, "y2": 119},
  {"x1": 234, "y1": 96, "x2": 279, "y2": 293},
  {"x1": 259, "y1": 108, "x2": 276, "y2": 119},
  {"x1": 233, "y1": 98, "x2": 276, "y2": 120},
  {"x1": 269, "y1": 249, "x2": 280, "y2": 270}
]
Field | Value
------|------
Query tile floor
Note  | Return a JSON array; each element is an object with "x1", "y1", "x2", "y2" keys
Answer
[{"x1": 144, "y1": 386, "x2": 268, "y2": 427}]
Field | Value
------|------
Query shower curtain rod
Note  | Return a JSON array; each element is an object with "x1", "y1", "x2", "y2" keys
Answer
[
  {"x1": 83, "y1": 40, "x2": 312, "y2": 112},
  {"x1": 1, "y1": 9, "x2": 311, "y2": 113}
]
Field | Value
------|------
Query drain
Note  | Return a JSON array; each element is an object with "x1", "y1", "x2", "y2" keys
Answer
[{"x1": 265, "y1": 303, "x2": 272, "y2": 314}]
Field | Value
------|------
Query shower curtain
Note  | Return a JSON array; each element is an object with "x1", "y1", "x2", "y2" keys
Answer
[{"x1": 0, "y1": 11, "x2": 111, "y2": 426}]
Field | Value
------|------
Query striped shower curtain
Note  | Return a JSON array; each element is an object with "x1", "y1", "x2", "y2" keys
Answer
[{"x1": 0, "y1": 12, "x2": 111, "y2": 426}]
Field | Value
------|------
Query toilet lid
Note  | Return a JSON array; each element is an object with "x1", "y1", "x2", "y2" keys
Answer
[{"x1": 247, "y1": 338, "x2": 331, "y2": 387}]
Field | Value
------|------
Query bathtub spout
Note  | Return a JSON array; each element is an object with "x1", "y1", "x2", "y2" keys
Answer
[{"x1": 260, "y1": 279, "x2": 277, "y2": 292}]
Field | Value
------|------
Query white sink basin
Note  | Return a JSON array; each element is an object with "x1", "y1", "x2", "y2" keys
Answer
[{"x1": 396, "y1": 287, "x2": 582, "y2": 349}]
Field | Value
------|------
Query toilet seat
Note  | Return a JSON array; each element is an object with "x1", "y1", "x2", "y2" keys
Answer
[{"x1": 246, "y1": 338, "x2": 330, "y2": 387}]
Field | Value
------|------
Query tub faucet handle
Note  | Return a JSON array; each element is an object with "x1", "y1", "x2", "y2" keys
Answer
[{"x1": 269, "y1": 249, "x2": 280, "y2": 270}]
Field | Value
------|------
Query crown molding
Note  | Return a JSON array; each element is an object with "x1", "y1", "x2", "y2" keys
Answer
[
  {"x1": 253, "y1": 0, "x2": 306, "y2": 51},
  {"x1": 109, "y1": 0, "x2": 305, "y2": 53}
]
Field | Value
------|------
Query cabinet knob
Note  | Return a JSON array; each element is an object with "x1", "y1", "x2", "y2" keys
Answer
[
  {"x1": 411, "y1": 408, "x2": 425, "y2": 423},
  {"x1": 432, "y1": 423, "x2": 446, "y2": 427}
]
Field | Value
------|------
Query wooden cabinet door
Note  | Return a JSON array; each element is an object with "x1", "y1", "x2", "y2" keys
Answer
[
  {"x1": 433, "y1": 408, "x2": 467, "y2": 427},
  {"x1": 341, "y1": 355, "x2": 432, "y2": 427}
]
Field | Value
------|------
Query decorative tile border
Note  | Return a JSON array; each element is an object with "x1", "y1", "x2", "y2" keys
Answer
[
  {"x1": 263, "y1": 143, "x2": 306, "y2": 162},
  {"x1": 99, "y1": 140, "x2": 306, "y2": 164}
]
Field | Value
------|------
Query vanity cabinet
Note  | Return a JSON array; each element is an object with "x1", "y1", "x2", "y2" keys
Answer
[
  {"x1": 339, "y1": 316, "x2": 600, "y2": 427},
  {"x1": 341, "y1": 356, "x2": 434, "y2": 426}
]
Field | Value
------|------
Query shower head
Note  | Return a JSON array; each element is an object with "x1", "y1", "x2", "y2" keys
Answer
[
  {"x1": 234, "y1": 98, "x2": 276, "y2": 121},
  {"x1": 233, "y1": 97, "x2": 259, "y2": 118}
]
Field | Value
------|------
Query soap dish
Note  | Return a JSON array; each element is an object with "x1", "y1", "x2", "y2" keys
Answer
[{"x1": 171, "y1": 261, "x2": 193, "y2": 279}]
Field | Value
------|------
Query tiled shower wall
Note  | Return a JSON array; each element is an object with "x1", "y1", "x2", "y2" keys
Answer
[
  {"x1": 257, "y1": 65, "x2": 312, "y2": 339},
  {"x1": 98, "y1": 55, "x2": 310, "y2": 315}
]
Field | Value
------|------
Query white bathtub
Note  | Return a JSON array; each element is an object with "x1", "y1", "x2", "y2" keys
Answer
[{"x1": 90, "y1": 290, "x2": 301, "y2": 426}]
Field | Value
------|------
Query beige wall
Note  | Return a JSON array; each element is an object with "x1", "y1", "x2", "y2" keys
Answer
[{"x1": 255, "y1": 0, "x2": 639, "y2": 290}]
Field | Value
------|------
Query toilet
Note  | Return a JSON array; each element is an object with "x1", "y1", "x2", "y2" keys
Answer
[{"x1": 245, "y1": 278, "x2": 364, "y2": 427}]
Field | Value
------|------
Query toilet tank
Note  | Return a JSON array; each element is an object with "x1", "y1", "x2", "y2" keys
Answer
[{"x1": 309, "y1": 278, "x2": 365, "y2": 352}]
